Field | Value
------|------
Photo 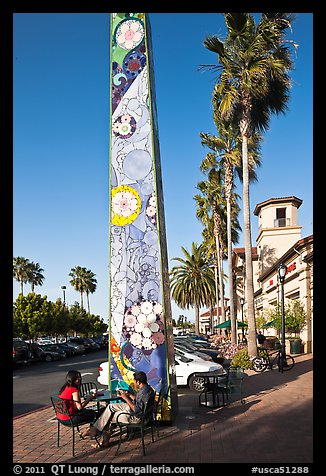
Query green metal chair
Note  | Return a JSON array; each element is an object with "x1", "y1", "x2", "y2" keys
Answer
[
  {"x1": 226, "y1": 366, "x2": 245, "y2": 404},
  {"x1": 154, "y1": 384, "x2": 170, "y2": 437},
  {"x1": 115, "y1": 393, "x2": 157, "y2": 456},
  {"x1": 50, "y1": 395, "x2": 97, "y2": 457}
]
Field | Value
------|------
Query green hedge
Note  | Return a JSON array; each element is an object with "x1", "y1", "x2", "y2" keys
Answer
[{"x1": 231, "y1": 347, "x2": 252, "y2": 369}]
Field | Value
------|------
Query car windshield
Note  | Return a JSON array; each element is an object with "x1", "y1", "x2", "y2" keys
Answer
[
  {"x1": 175, "y1": 354, "x2": 193, "y2": 363},
  {"x1": 175, "y1": 341, "x2": 197, "y2": 351}
]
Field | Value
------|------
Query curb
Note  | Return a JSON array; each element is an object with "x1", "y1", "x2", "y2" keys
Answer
[{"x1": 13, "y1": 404, "x2": 52, "y2": 420}]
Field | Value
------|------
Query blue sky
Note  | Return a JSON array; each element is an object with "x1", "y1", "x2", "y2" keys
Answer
[{"x1": 13, "y1": 13, "x2": 313, "y2": 325}]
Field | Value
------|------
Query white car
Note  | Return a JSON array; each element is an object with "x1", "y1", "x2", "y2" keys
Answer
[
  {"x1": 174, "y1": 343, "x2": 212, "y2": 361},
  {"x1": 97, "y1": 354, "x2": 225, "y2": 393},
  {"x1": 174, "y1": 353, "x2": 225, "y2": 391}
]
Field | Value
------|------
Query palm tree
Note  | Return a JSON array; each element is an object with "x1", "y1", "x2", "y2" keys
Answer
[
  {"x1": 202, "y1": 13, "x2": 295, "y2": 356},
  {"x1": 194, "y1": 169, "x2": 227, "y2": 324},
  {"x1": 201, "y1": 221, "x2": 230, "y2": 332},
  {"x1": 84, "y1": 269, "x2": 97, "y2": 314},
  {"x1": 170, "y1": 242, "x2": 216, "y2": 335},
  {"x1": 13, "y1": 256, "x2": 30, "y2": 295},
  {"x1": 201, "y1": 220, "x2": 221, "y2": 328},
  {"x1": 200, "y1": 119, "x2": 261, "y2": 342},
  {"x1": 69, "y1": 266, "x2": 87, "y2": 310},
  {"x1": 27, "y1": 261, "x2": 45, "y2": 292}
]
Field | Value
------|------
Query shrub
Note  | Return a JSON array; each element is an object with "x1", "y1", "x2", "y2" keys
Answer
[
  {"x1": 216, "y1": 342, "x2": 247, "y2": 359},
  {"x1": 231, "y1": 347, "x2": 252, "y2": 369}
]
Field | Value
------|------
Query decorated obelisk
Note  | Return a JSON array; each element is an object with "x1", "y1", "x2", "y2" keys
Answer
[{"x1": 108, "y1": 13, "x2": 177, "y2": 421}]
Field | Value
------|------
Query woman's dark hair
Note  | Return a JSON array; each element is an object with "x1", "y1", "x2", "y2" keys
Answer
[
  {"x1": 59, "y1": 370, "x2": 82, "y2": 394},
  {"x1": 133, "y1": 371, "x2": 147, "y2": 384}
]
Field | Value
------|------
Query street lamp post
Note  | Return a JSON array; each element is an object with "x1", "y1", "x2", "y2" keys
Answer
[
  {"x1": 240, "y1": 297, "x2": 245, "y2": 342},
  {"x1": 61, "y1": 285, "x2": 66, "y2": 305},
  {"x1": 277, "y1": 263, "x2": 287, "y2": 373}
]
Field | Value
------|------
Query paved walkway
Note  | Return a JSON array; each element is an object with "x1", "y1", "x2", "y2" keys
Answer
[{"x1": 13, "y1": 353, "x2": 313, "y2": 464}]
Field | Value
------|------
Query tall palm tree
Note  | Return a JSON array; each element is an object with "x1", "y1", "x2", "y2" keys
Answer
[
  {"x1": 69, "y1": 266, "x2": 87, "y2": 310},
  {"x1": 194, "y1": 168, "x2": 227, "y2": 324},
  {"x1": 202, "y1": 12, "x2": 295, "y2": 356},
  {"x1": 13, "y1": 256, "x2": 30, "y2": 295},
  {"x1": 170, "y1": 242, "x2": 216, "y2": 335},
  {"x1": 200, "y1": 119, "x2": 261, "y2": 342},
  {"x1": 201, "y1": 220, "x2": 221, "y2": 328},
  {"x1": 27, "y1": 261, "x2": 45, "y2": 293},
  {"x1": 84, "y1": 269, "x2": 97, "y2": 314},
  {"x1": 201, "y1": 220, "x2": 230, "y2": 331}
]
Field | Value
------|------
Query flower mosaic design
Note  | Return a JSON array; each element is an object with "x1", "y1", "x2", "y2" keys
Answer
[
  {"x1": 123, "y1": 50, "x2": 146, "y2": 79},
  {"x1": 111, "y1": 185, "x2": 141, "y2": 226},
  {"x1": 123, "y1": 299, "x2": 165, "y2": 351},
  {"x1": 145, "y1": 192, "x2": 157, "y2": 226},
  {"x1": 115, "y1": 19, "x2": 144, "y2": 50},
  {"x1": 113, "y1": 114, "x2": 136, "y2": 139}
]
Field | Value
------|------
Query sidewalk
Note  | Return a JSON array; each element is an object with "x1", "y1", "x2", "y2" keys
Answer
[{"x1": 13, "y1": 353, "x2": 313, "y2": 464}]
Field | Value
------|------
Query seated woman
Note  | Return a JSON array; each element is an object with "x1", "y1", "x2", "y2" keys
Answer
[
  {"x1": 56, "y1": 369, "x2": 97, "y2": 429},
  {"x1": 81, "y1": 370, "x2": 155, "y2": 449}
]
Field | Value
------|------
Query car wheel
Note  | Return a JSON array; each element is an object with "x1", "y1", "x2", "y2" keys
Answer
[
  {"x1": 45, "y1": 354, "x2": 52, "y2": 362},
  {"x1": 188, "y1": 374, "x2": 205, "y2": 392}
]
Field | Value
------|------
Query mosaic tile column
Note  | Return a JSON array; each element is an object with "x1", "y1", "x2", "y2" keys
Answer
[{"x1": 108, "y1": 13, "x2": 177, "y2": 421}]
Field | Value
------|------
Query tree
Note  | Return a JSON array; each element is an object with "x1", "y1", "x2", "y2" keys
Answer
[
  {"x1": 169, "y1": 242, "x2": 216, "y2": 335},
  {"x1": 13, "y1": 256, "x2": 30, "y2": 295},
  {"x1": 202, "y1": 13, "x2": 296, "y2": 356},
  {"x1": 200, "y1": 121, "x2": 261, "y2": 342},
  {"x1": 13, "y1": 293, "x2": 51, "y2": 340},
  {"x1": 83, "y1": 269, "x2": 97, "y2": 314},
  {"x1": 69, "y1": 266, "x2": 97, "y2": 312},
  {"x1": 194, "y1": 169, "x2": 227, "y2": 324},
  {"x1": 262, "y1": 300, "x2": 307, "y2": 337},
  {"x1": 27, "y1": 261, "x2": 45, "y2": 292},
  {"x1": 69, "y1": 266, "x2": 86, "y2": 310},
  {"x1": 49, "y1": 299, "x2": 71, "y2": 338}
]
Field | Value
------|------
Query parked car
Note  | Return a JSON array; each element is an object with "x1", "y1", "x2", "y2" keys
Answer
[
  {"x1": 64, "y1": 341, "x2": 85, "y2": 355},
  {"x1": 90, "y1": 335, "x2": 107, "y2": 349},
  {"x1": 174, "y1": 338, "x2": 224, "y2": 364},
  {"x1": 84, "y1": 337, "x2": 101, "y2": 351},
  {"x1": 28, "y1": 343, "x2": 64, "y2": 362},
  {"x1": 67, "y1": 337, "x2": 93, "y2": 353},
  {"x1": 97, "y1": 355, "x2": 224, "y2": 392},
  {"x1": 39, "y1": 344, "x2": 66, "y2": 359},
  {"x1": 13, "y1": 338, "x2": 32, "y2": 366},
  {"x1": 36, "y1": 338, "x2": 54, "y2": 345},
  {"x1": 174, "y1": 353, "x2": 225, "y2": 391},
  {"x1": 174, "y1": 343, "x2": 213, "y2": 361},
  {"x1": 55, "y1": 342, "x2": 76, "y2": 357}
]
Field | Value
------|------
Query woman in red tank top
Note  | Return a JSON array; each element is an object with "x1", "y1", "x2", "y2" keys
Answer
[{"x1": 57, "y1": 370, "x2": 97, "y2": 427}]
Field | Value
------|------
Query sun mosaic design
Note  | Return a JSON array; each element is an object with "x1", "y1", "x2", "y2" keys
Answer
[{"x1": 111, "y1": 185, "x2": 141, "y2": 226}]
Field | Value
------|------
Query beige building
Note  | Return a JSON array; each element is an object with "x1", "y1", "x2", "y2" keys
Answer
[{"x1": 233, "y1": 196, "x2": 313, "y2": 352}]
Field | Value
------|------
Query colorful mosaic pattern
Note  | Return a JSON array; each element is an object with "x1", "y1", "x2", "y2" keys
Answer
[{"x1": 109, "y1": 13, "x2": 175, "y2": 420}]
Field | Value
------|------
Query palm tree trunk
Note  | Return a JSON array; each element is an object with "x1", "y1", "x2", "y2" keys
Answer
[
  {"x1": 227, "y1": 197, "x2": 236, "y2": 343},
  {"x1": 20, "y1": 279, "x2": 24, "y2": 295},
  {"x1": 209, "y1": 307, "x2": 214, "y2": 334},
  {"x1": 213, "y1": 259, "x2": 219, "y2": 328},
  {"x1": 241, "y1": 115, "x2": 257, "y2": 357},
  {"x1": 215, "y1": 233, "x2": 226, "y2": 323},
  {"x1": 86, "y1": 292, "x2": 90, "y2": 314},
  {"x1": 195, "y1": 304, "x2": 200, "y2": 335},
  {"x1": 80, "y1": 291, "x2": 84, "y2": 311}
]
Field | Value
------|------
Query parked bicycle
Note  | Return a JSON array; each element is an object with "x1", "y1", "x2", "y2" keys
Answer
[{"x1": 252, "y1": 347, "x2": 295, "y2": 373}]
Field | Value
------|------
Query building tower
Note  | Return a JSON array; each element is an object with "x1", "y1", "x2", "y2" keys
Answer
[{"x1": 254, "y1": 196, "x2": 302, "y2": 274}]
